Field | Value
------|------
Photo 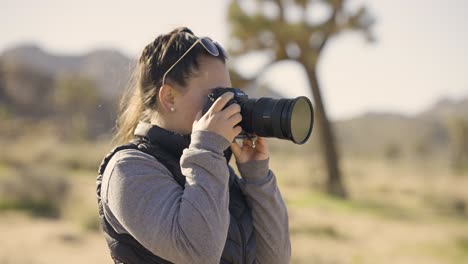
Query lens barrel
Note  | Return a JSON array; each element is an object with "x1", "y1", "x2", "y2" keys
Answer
[
  {"x1": 204, "y1": 87, "x2": 314, "y2": 144},
  {"x1": 241, "y1": 96, "x2": 313, "y2": 144}
]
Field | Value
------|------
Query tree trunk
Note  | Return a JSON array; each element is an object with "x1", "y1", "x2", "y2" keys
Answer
[{"x1": 305, "y1": 66, "x2": 347, "y2": 198}]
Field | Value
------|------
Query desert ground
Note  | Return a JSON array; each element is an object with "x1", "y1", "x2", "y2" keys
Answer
[{"x1": 1, "y1": 137, "x2": 467, "y2": 264}]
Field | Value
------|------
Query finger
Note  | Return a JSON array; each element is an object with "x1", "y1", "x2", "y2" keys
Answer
[
  {"x1": 230, "y1": 141, "x2": 242, "y2": 159},
  {"x1": 221, "y1": 103, "x2": 241, "y2": 118},
  {"x1": 255, "y1": 137, "x2": 268, "y2": 150},
  {"x1": 242, "y1": 138, "x2": 252, "y2": 148},
  {"x1": 233, "y1": 125, "x2": 242, "y2": 137},
  {"x1": 194, "y1": 110, "x2": 203, "y2": 121},
  {"x1": 192, "y1": 110, "x2": 203, "y2": 126},
  {"x1": 256, "y1": 136, "x2": 266, "y2": 145},
  {"x1": 228, "y1": 113, "x2": 242, "y2": 126},
  {"x1": 209, "y1": 92, "x2": 234, "y2": 113}
]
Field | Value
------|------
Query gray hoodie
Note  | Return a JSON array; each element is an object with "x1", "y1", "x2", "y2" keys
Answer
[{"x1": 100, "y1": 130, "x2": 291, "y2": 264}]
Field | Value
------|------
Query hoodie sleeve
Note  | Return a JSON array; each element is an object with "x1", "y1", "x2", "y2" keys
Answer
[
  {"x1": 101, "y1": 130, "x2": 232, "y2": 264},
  {"x1": 236, "y1": 159, "x2": 291, "y2": 264}
]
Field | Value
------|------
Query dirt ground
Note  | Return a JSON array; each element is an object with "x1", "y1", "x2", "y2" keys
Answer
[
  {"x1": 0, "y1": 212, "x2": 112, "y2": 264},
  {"x1": 1, "y1": 155, "x2": 468, "y2": 264}
]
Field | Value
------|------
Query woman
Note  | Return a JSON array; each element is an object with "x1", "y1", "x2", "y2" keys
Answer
[{"x1": 97, "y1": 27, "x2": 291, "y2": 264}]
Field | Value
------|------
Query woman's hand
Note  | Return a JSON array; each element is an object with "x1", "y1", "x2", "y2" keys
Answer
[
  {"x1": 230, "y1": 136, "x2": 269, "y2": 164},
  {"x1": 192, "y1": 92, "x2": 242, "y2": 143}
]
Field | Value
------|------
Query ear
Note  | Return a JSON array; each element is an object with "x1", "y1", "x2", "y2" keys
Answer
[{"x1": 158, "y1": 84, "x2": 176, "y2": 113}]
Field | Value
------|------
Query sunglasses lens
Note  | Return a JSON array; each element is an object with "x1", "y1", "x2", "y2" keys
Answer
[
  {"x1": 215, "y1": 42, "x2": 228, "y2": 59},
  {"x1": 200, "y1": 37, "x2": 219, "y2": 56}
]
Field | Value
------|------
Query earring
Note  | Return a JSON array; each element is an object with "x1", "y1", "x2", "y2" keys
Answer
[{"x1": 170, "y1": 107, "x2": 175, "y2": 112}]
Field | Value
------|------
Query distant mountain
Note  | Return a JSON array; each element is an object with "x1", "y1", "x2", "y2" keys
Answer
[
  {"x1": 0, "y1": 44, "x2": 287, "y2": 101},
  {"x1": 1, "y1": 43, "x2": 466, "y2": 153},
  {"x1": 334, "y1": 95, "x2": 468, "y2": 157},
  {"x1": 1, "y1": 44, "x2": 135, "y2": 99},
  {"x1": 418, "y1": 96, "x2": 468, "y2": 121}
]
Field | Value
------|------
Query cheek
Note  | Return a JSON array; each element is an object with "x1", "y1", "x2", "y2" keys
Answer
[
  {"x1": 176, "y1": 85, "x2": 212, "y2": 128},
  {"x1": 180, "y1": 93, "x2": 205, "y2": 121},
  {"x1": 186, "y1": 104, "x2": 200, "y2": 121},
  {"x1": 191, "y1": 96, "x2": 207, "y2": 118}
]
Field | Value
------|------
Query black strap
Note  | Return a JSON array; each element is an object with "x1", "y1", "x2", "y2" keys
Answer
[{"x1": 97, "y1": 140, "x2": 174, "y2": 264}]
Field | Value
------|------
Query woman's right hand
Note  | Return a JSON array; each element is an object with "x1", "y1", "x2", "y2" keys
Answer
[{"x1": 192, "y1": 92, "x2": 243, "y2": 143}]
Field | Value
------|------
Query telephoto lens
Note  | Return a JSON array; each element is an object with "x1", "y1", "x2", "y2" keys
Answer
[{"x1": 202, "y1": 87, "x2": 314, "y2": 144}]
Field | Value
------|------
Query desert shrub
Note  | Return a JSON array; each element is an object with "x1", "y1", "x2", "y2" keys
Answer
[
  {"x1": 0, "y1": 134, "x2": 110, "y2": 173},
  {"x1": 383, "y1": 142, "x2": 402, "y2": 160},
  {"x1": 413, "y1": 139, "x2": 432, "y2": 159},
  {"x1": 448, "y1": 117, "x2": 468, "y2": 173},
  {"x1": 0, "y1": 165, "x2": 70, "y2": 218},
  {"x1": 80, "y1": 209, "x2": 101, "y2": 232}
]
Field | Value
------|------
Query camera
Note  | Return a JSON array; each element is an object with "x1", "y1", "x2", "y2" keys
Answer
[{"x1": 202, "y1": 87, "x2": 314, "y2": 144}]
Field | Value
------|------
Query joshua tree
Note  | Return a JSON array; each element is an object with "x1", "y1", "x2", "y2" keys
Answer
[{"x1": 228, "y1": 0, "x2": 374, "y2": 197}]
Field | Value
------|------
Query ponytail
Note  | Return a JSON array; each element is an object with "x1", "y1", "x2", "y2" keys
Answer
[{"x1": 113, "y1": 67, "x2": 146, "y2": 144}]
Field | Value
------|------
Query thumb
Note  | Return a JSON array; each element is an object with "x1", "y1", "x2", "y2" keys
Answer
[{"x1": 193, "y1": 110, "x2": 203, "y2": 126}]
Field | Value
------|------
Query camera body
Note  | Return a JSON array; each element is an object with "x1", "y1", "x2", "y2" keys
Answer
[
  {"x1": 202, "y1": 87, "x2": 250, "y2": 134},
  {"x1": 202, "y1": 87, "x2": 314, "y2": 144},
  {"x1": 204, "y1": 87, "x2": 248, "y2": 114}
]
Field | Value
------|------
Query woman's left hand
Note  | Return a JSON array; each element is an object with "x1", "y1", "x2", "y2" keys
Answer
[{"x1": 230, "y1": 136, "x2": 269, "y2": 164}]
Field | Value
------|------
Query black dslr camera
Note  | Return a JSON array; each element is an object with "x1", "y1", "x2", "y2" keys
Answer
[{"x1": 202, "y1": 87, "x2": 314, "y2": 144}]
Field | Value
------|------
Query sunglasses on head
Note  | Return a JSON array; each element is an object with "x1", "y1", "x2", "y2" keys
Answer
[{"x1": 161, "y1": 37, "x2": 228, "y2": 87}]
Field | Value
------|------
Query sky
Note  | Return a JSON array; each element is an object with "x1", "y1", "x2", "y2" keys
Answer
[{"x1": 1, "y1": 0, "x2": 467, "y2": 120}]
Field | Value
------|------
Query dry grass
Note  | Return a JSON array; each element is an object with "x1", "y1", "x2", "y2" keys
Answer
[
  {"x1": 0, "y1": 165, "x2": 70, "y2": 218},
  {"x1": 270, "y1": 150, "x2": 468, "y2": 264},
  {"x1": 1, "y1": 136, "x2": 468, "y2": 263}
]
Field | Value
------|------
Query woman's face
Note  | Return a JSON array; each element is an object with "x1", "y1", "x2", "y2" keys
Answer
[{"x1": 170, "y1": 55, "x2": 232, "y2": 134}]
